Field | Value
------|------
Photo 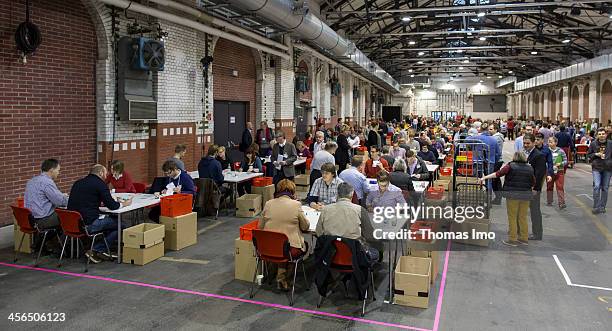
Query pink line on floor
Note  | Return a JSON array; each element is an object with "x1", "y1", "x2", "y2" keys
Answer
[
  {"x1": 432, "y1": 240, "x2": 452, "y2": 331},
  {"x1": 0, "y1": 261, "x2": 431, "y2": 331}
]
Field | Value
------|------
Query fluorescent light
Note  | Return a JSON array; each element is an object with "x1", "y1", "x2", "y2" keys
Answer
[
  {"x1": 463, "y1": 59, "x2": 470, "y2": 63},
  {"x1": 479, "y1": 36, "x2": 487, "y2": 41},
  {"x1": 487, "y1": 76, "x2": 492, "y2": 79},
  {"x1": 402, "y1": 16, "x2": 411, "y2": 22},
  {"x1": 459, "y1": 66, "x2": 464, "y2": 70},
  {"x1": 409, "y1": 40, "x2": 416, "y2": 45},
  {"x1": 418, "y1": 51, "x2": 425, "y2": 56},
  {"x1": 508, "y1": 70, "x2": 513, "y2": 74},
  {"x1": 417, "y1": 61, "x2": 423, "y2": 64},
  {"x1": 477, "y1": 12, "x2": 486, "y2": 17},
  {"x1": 531, "y1": 51, "x2": 538, "y2": 55},
  {"x1": 410, "y1": 74, "x2": 415, "y2": 77},
  {"x1": 408, "y1": 69, "x2": 413, "y2": 72},
  {"x1": 498, "y1": 75, "x2": 503, "y2": 79},
  {"x1": 521, "y1": 64, "x2": 526, "y2": 67},
  {"x1": 456, "y1": 49, "x2": 464, "y2": 53},
  {"x1": 479, "y1": 80, "x2": 484, "y2": 83},
  {"x1": 562, "y1": 39, "x2": 571, "y2": 43}
]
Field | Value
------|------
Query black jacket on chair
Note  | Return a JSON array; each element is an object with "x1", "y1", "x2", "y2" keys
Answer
[{"x1": 314, "y1": 235, "x2": 371, "y2": 300}]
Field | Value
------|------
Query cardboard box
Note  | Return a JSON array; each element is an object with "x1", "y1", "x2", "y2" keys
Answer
[
  {"x1": 122, "y1": 223, "x2": 165, "y2": 249},
  {"x1": 235, "y1": 238, "x2": 258, "y2": 282},
  {"x1": 394, "y1": 256, "x2": 431, "y2": 309},
  {"x1": 433, "y1": 179, "x2": 452, "y2": 192},
  {"x1": 236, "y1": 194, "x2": 262, "y2": 217},
  {"x1": 14, "y1": 220, "x2": 32, "y2": 253},
  {"x1": 123, "y1": 241, "x2": 164, "y2": 265},
  {"x1": 394, "y1": 256, "x2": 431, "y2": 296},
  {"x1": 455, "y1": 176, "x2": 480, "y2": 185},
  {"x1": 160, "y1": 212, "x2": 197, "y2": 250},
  {"x1": 252, "y1": 184, "x2": 275, "y2": 208},
  {"x1": 406, "y1": 248, "x2": 439, "y2": 284},
  {"x1": 296, "y1": 185, "x2": 309, "y2": 192},
  {"x1": 294, "y1": 174, "x2": 310, "y2": 186},
  {"x1": 450, "y1": 218, "x2": 491, "y2": 247}
]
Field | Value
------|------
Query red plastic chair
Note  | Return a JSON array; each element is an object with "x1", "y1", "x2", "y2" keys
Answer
[
  {"x1": 55, "y1": 209, "x2": 111, "y2": 272},
  {"x1": 11, "y1": 205, "x2": 60, "y2": 266},
  {"x1": 316, "y1": 240, "x2": 375, "y2": 316},
  {"x1": 250, "y1": 229, "x2": 309, "y2": 306},
  {"x1": 133, "y1": 182, "x2": 147, "y2": 193},
  {"x1": 576, "y1": 145, "x2": 589, "y2": 163}
]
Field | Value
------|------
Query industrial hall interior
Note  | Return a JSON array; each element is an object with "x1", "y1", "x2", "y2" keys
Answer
[{"x1": 1, "y1": 0, "x2": 612, "y2": 330}]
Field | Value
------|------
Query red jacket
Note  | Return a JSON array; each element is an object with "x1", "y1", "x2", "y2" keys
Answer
[
  {"x1": 105, "y1": 171, "x2": 136, "y2": 193},
  {"x1": 364, "y1": 158, "x2": 390, "y2": 178}
]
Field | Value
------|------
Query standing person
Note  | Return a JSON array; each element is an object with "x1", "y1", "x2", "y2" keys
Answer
[
  {"x1": 367, "y1": 124, "x2": 379, "y2": 150},
  {"x1": 538, "y1": 123, "x2": 554, "y2": 145},
  {"x1": 271, "y1": 132, "x2": 298, "y2": 185},
  {"x1": 507, "y1": 118, "x2": 515, "y2": 140},
  {"x1": 547, "y1": 137, "x2": 568, "y2": 209},
  {"x1": 335, "y1": 125, "x2": 351, "y2": 174},
  {"x1": 24, "y1": 159, "x2": 69, "y2": 252},
  {"x1": 364, "y1": 146, "x2": 390, "y2": 178},
  {"x1": 523, "y1": 133, "x2": 551, "y2": 241},
  {"x1": 256, "y1": 121, "x2": 274, "y2": 157},
  {"x1": 587, "y1": 128, "x2": 612, "y2": 214},
  {"x1": 515, "y1": 124, "x2": 533, "y2": 152},
  {"x1": 168, "y1": 144, "x2": 187, "y2": 172},
  {"x1": 534, "y1": 133, "x2": 555, "y2": 180},
  {"x1": 259, "y1": 179, "x2": 309, "y2": 290},
  {"x1": 67, "y1": 164, "x2": 132, "y2": 263},
  {"x1": 380, "y1": 146, "x2": 396, "y2": 166},
  {"x1": 555, "y1": 125, "x2": 575, "y2": 169},
  {"x1": 479, "y1": 152, "x2": 535, "y2": 246},
  {"x1": 239, "y1": 122, "x2": 254, "y2": 153},
  {"x1": 488, "y1": 124, "x2": 505, "y2": 204},
  {"x1": 309, "y1": 131, "x2": 326, "y2": 155},
  {"x1": 105, "y1": 160, "x2": 136, "y2": 193}
]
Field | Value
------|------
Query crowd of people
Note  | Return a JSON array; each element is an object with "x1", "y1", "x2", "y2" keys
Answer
[{"x1": 20, "y1": 114, "x2": 612, "y2": 273}]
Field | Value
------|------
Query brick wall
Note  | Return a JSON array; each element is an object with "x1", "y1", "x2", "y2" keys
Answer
[
  {"x1": 0, "y1": 0, "x2": 97, "y2": 226},
  {"x1": 213, "y1": 38, "x2": 257, "y2": 124}
]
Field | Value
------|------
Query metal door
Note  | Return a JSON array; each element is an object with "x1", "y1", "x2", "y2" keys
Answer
[{"x1": 213, "y1": 101, "x2": 246, "y2": 163}]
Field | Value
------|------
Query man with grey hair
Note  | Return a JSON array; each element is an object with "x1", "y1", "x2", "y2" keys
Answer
[
  {"x1": 310, "y1": 130, "x2": 326, "y2": 155},
  {"x1": 271, "y1": 131, "x2": 298, "y2": 185},
  {"x1": 388, "y1": 158, "x2": 415, "y2": 192},
  {"x1": 315, "y1": 182, "x2": 381, "y2": 262},
  {"x1": 310, "y1": 141, "x2": 337, "y2": 190}
]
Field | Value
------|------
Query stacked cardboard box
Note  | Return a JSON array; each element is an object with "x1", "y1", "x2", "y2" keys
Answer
[
  {"x1": 433, "y1": 179, "x2": 452, "y2": 192},
  {"x1": 236, "y1": 194, "x2": 262, "y2": 217},
  {"x1": 450, "y1": 217, "x2": 491, "y2": 247},
  {"x1": 160, "y1": 212, "x2": 198, "y2": 250},
  {"x1": 234, "y1": 238, "x2": 258, "y2": 282},
  {"x1": 394, "y1": 256, "x2": 432, "y2": 308},
  {"x1": 14, "y1": 219, "x2": 32, "y2": 253},
  {"x1": 405, "y1": 248, "x2": 439, "y2": 284},
  {"x1": 122, "y1": 223, "x2": 165, "y2": 265},
  {"x1": 294, "y1": 174, "x2": 310, "y2": 192},
  {"x1": 252, "y1": 184, "x2": 275, "y2": 209}
]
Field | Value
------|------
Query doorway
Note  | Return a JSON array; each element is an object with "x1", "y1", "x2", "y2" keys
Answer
[{"x1": 214, "y1": 101, "x2": 247, "y2": 163}]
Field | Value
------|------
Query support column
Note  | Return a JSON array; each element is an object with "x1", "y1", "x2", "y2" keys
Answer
[
  {"x1": 274, "y1": 56, "x2": 295, "y2": 140},
  {"x1": 589, "y1": 76, "x2": 598, "y2": 119},
  {"x1": 562, "y1": 84, "x2": 570, "y2": 121}
]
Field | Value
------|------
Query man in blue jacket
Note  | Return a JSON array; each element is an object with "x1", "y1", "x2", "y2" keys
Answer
[
  {"x1": 148, "y1": 160, "x2": 196, "y2": 222},
  {"x1": 198, "y1": 145, "x2": 224, "y2": 187},
  {"x1": 68, "y1": 164, "x2": 132, "y2": 263}
]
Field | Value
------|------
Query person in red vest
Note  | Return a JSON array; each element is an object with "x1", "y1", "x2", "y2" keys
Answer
[
  {"x1": 105, "y1": 160, "x2": 136, "y2": 193},
  {"x1": 256, "y1": 121, "x2": 275, "y2": 157}
]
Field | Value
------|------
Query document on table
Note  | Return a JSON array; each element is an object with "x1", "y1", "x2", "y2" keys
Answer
[{"x1": 302, "y1": 206, "x2": 320, "y2": 232}]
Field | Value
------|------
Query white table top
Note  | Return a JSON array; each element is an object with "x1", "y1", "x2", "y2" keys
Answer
[
  {"x1": 189, "y1": 170, "x2": 263, "y2": 183},
  {"x1": 427, "y1": 164, "x2": 440, "y2": 172},
  {"x1": 100, "y1": 193, "x2": 160, "y2": 214},
  {"x1": 366, "y1": 179, "x2": 429, "y2": 193},
  {"x1": 301, "y1": 205, "x2": 320, "y2": 232},
  {"x1": 262, "y1": 156, "x2": 306, "y2": 166}
]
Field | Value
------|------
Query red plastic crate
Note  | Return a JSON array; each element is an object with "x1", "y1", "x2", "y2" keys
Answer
[
  {"x1": 160, "y1": 193, "x2": 193, "y2": 217},
  {"x1": 410, "y1": 221, "x2": 435, "y2": 242},
  {"x1": 306, "y1": 158, "x2": 313, "y2": 170},
  {"x1": 15, "y1": 197, "x2": 24, "y2": 207},
  {"x1": 440, "y1": 167, "x2": 452, "y2": 176},
  {"x1": 239, "y1": 219, "x2": 259, "y2": 241},
  {"x1": 426, "y1": 187, "x2": 444, "y2": 200},
  {"x1": 252, "y1": 177, "x2": 273, "y2": 187}
]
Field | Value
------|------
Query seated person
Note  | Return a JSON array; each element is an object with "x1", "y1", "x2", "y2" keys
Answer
[
  {"x1": 390, "y1": 142, "x2": 407, "y2": 160},
  {"x1": 24, "y1": 159, "x2": 69, "y2": 251},
  {"x1": 67, "y1": 164, "x2": 132, "y2": 263},
  {"x1": 306, "y1": 162, "x2": 344, "y2": 211},
  {"x1": 406, "y1": 149, "x2": 430, "y2": 181},
  {"x1": 148, "y1": 160, "x2": 196, "y2": 222},
  {"x1": 238, "y1": 147, "x2": 263, "y2": 195},
  {"x1": 364, "y1": 146, "x2": 390, "y2": 178},
  {"x1": 366, "y1": 171, "x2": 406, "y2": 211},
  {"x1": 259, "y1": 179, "x2": 310, "y2": 290},
  {"x1": 295, "y1": 141, "x2": 312, "y2": 175},
  {"x1": 417, "y1": 143, "x2": 436, "y2": 163},
  {"x1": 105, "y1": 160, "x2": 136, "y2": 193},
  {"x1": 216, "y1": 146, "x2": 231, "y2": 170},
  {"x1": 388, "y1": 158, "x2": 415, "y2": 192},
  {"x1": 198, "y1": 145, "x2": 224, "y2": 187},
  {"x1": 316, "y1": 182, "x2": 381, "y2": 263},
  {"x1": 168, "y1": 144, "x2": 187, "y2": 172},
  {"x1": 338, "y1": 156, "x2": 369, "y2": 205},
  {"x1": 380, "y1": 145, "x2": 395, "y2": 166}
]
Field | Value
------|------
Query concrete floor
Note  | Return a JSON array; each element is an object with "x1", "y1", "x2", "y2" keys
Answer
[{"x1": 0, "y1": 140, "x2": 610, "y2": 331}]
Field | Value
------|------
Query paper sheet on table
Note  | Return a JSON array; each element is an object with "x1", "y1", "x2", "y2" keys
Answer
[{"x1": 304, "y1": 210, "x2": 320, "y2": 231}]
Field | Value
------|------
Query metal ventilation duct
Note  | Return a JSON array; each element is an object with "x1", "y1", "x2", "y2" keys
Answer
[{"x1": 226, "y1": 0, "x2": 400, "y2": 92}]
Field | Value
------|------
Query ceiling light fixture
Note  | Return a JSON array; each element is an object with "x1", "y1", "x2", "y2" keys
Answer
[
  {"x1": 463, "y1": 59, "x2": 470, "y2": 63},
  {"x1": 498, "y1": 75, "x2": 503, "y2": 79},
  {"x1": 417, "y1": 61, "x2": 423, "y2": 64},
  {"x1": 410, "y1": 74, "x2": 415, "y2": 77},
  {"x1": 418, "y1": 51, "x2": 425, "y2": 56},
  {"x1": 408, "y1": 69, "x2": 413, "y2": 73},
  {"x1": 479, "y1": 36, "x2": 487, "y2": 41},
  {"x1": 479, "y1": 79, "x2": 484, "y2": 83},
  {"x1": 508, "y1": 70, "x2": 513, "y2": 74},
  {"x1": 531, "y1": 50, "x2": 538, "y2": 55},
  {"x1": 477, "y1": 12, "x2": 486, "y2": 18},
  {"x1": 459, "y1": 66, "x2": 464, "y2": 70},
  {"x1": 456, "y1": 49, "x2": 464, "y2": 53},
  {"x1": 401, "y1": 16, "x2": 412, "y2": 22},
  {"x1": 409, "y1": 40, "x2": 416, "y2": 45},
  {"x1": 562, "y1": 38, "x2": 571, "y2": 43}
]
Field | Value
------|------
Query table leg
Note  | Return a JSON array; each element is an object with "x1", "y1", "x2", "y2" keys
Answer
[
  {"x1": 117, "y1": 213, "x2": 122, "y2": 264},
  {"x1": 385, "y1": 240, "x2": 393, "y2": 303}
]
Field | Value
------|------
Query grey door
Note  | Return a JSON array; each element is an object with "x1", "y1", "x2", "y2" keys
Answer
[{"x1": 214, "y1": 101, "x2": 246, "y2": 163}]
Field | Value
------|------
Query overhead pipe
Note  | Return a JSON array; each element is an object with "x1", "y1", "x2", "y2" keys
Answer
[
  {"x1": 147, "y1": 0, "x2": 289, "y2": 52},
  {"x1": 97, "y1": 0, "x2": 290, "y2": 59},
  {"x1": 226, "y1": 0, "x2": 400, "y2": 92}
]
